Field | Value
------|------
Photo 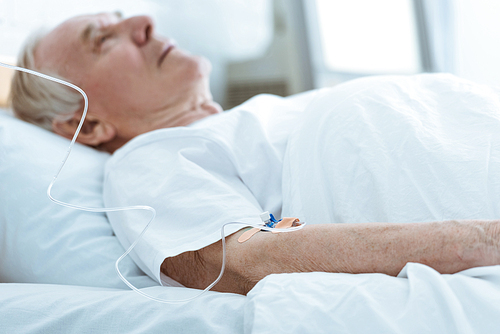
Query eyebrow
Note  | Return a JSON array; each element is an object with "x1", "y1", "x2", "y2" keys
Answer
[{"x1": 80, "y1": 23, "x2": 98, "y2": 44}]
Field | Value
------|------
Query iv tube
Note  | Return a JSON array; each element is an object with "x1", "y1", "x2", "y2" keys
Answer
[{"x1": 0, "y1": 61, "x2": 304, "y2": 303}]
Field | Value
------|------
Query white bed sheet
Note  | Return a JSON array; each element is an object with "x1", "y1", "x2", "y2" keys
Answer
[{"x1": 0, "y1": 283, "x2": 245, "y2": 334}]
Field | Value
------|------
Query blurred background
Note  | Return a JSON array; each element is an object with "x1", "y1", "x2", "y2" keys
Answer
[{"x1": 1, "y1": 0, "x2": 499, "y2": 110}]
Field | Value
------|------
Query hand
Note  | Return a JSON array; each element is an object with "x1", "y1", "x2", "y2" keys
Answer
[{"x1": 457, "y1": 220, "x2": 500, "y2": 268}]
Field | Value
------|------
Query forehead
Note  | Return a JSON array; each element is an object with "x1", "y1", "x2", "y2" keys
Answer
[{"x1": 34, "y1": 13, "x2": 118, "y2": 76}]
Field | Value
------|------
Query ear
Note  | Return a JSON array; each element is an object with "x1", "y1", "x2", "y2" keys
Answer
[{"x1": 52, "y1": 113, "x2": 116, "y2": 147}]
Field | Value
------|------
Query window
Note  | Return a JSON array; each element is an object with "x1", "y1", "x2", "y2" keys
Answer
[{"x1": 304, "y1": 0, "x2": 422, "y2": 87}]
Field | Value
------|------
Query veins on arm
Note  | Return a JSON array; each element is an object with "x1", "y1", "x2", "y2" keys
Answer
[{"x1": 161, "y1": 221, "x2": 500, "y2": 295}]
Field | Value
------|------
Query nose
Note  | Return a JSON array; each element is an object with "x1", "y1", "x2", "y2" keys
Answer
[{"x1": 122, "y1": 15, "x2": 154, "y2": 46}]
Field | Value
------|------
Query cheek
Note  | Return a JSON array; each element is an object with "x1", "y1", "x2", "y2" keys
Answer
[
  {"x1": 98, "y1": 46, "x2": 145, "y2": 81},
  {"x1": 86, "y1": 55, "x2": 146, "y2": 106}
]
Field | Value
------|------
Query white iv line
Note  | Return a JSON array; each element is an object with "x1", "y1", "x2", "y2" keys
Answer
[{"x1": 0, "y1": 61, "x2": 305, "y2": 303}]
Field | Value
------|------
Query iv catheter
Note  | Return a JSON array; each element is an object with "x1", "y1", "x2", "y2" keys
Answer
[{"x1": 0, "y1": 61, "x2": 305, "y2": 303}]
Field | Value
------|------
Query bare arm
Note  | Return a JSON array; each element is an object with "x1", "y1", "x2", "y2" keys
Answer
[{"x1": 161, "y1": 220, "x2": 500, "y2": 295}]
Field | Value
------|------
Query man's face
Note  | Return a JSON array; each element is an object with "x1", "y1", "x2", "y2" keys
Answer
[{"x1": 35, "y1": 13, "x2": 212, "y2": 138}]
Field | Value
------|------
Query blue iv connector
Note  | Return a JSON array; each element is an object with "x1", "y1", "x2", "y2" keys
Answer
[{"x1": 260, "y1": 211, "x2": 281, "y2": 228}]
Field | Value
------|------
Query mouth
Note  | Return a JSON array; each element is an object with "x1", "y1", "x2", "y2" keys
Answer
[{"x1": 158, "y1": 44, "x2": 175, "y2": 67}]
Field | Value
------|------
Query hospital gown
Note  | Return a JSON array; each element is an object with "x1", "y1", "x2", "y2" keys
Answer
[{"x1": 103, "y1": 92, "x2": 318, "y2": 284}]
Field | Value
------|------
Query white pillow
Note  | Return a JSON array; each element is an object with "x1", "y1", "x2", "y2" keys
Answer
[{"x1": 0, "y1": 111, "x2": 156, "y2": 288}]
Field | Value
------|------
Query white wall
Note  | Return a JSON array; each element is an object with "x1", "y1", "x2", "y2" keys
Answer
[
  {"x1": 454, "y1": 0, "x2": 500, "y2": 87},
  {"x1": 148, "y1": 0, "x2": 272, "y2": 105},
  {"x1": 0, "y1": 0, "x2": 156, "y2": 58},
  {"x1": 0, "y1": 0, "x2": 273, "y2": 104}
]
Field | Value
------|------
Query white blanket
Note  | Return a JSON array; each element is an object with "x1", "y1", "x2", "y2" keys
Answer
[
  {"x1": 272, "y1": 73, "x2": 500, "y2": 332},
  {"x1": 246, "y1": 264, "x2": 500, "y2": 333},
  {"x1": 283, "y1": 74, "x2": 500, "y2": 224}
]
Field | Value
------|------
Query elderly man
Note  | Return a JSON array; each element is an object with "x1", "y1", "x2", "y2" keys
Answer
[{"x1": 11, "y1": 12, "x2": 500, "y2": 295}]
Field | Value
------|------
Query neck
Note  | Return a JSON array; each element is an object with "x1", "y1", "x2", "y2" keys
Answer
[
  {"x1": 156, "y1": 98, "x2": 223, "y2": 128},
  {"x1": 101, "y1": 97, "x2": 223, "y2": 154}
]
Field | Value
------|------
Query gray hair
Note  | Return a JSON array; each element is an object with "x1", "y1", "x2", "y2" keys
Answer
[{"x1": 10, "y1": 30, "x2": 82, "y2": 131}]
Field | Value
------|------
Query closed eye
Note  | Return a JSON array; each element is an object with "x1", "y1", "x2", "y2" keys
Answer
[{"x1": 94, "y1": 32, "x2": 114, "y2": 52}]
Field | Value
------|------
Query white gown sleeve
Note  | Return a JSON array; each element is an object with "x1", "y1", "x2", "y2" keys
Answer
[{"x1": 103, "y1": 128, "x2": 263, "y2": 283}]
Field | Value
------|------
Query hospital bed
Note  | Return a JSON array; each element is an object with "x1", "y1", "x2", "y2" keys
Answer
[{"x1": 1, "y1": 73, "x2": 500, "y2": 333}]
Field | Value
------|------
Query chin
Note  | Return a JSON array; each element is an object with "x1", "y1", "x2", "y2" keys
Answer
[
  {"x1": 166, "y1": 52, "x2": 212, "y2": 92},
  {"x1": 184, "y1": 55, "x2": 211, "y2": 83},
  {"x1": 196, "y1": 55, "x2": 212, "y2": 76}
]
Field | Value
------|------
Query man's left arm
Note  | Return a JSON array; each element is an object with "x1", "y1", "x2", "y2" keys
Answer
[{"x1": 162, "y1": 220, "x2": 500, "y2": 295}]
